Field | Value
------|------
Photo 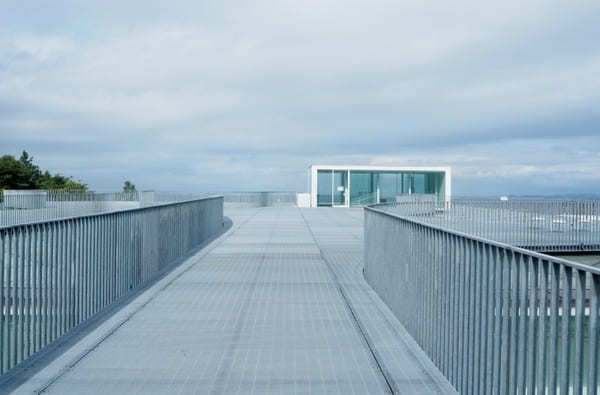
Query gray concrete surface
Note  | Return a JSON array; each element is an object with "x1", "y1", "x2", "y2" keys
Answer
[{"x1": 11, "y1": 207, "x2": 455, "y2": 394}]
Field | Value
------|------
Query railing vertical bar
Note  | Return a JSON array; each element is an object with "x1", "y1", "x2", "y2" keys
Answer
[
  {"x1": 427, "y1": 227, "x2": 434, "y2": 360},
  {"x1": 96, "y1": 215, "x2": 101, "y2": 314},
  {"x1": 0, "y1": 230, "x2": 4, "y2": 374},
  {"x1": 458, "y1": 236, "x2": 466, "y2": 392},
  {"x1": 560, "y1": 266, "x2": 573, "y2": 395},
  {"x1": 24, "y1": 225, "x2": 32, "y2": 360},
  {"x1": 52, "y1": 222, "x2": 59, "y2": 343},
  {"x1": 509, "y1": 251, "x2": 520, "y2": 395},
  {"x1": 76, "y1": 218, "x2": 82, "y2": 326},
  {"x1": 32, "y1": 225, "x2": 39, "y2": 354},
  {"x1": 70, "y1": 219, "x2": 76, "y2": 328},
  {"x1": 82, "y1": 217, "x2": 88, "y2": 322},
  {"x1": 54, "y1": 222, "x2": 59, "y2": 340},
  {"x1": 17, "y1": 227, "x2": 25, "y2": 365},
  {"x1": 450, "y1": 234, "x2": 458, "y2": 385},
  {"x1": 65, "y1": 220, "x2": 72, "y2": 334},
  {"x1": 526, "y1": 256, "x2": 539, "y2": 393},
  {"x1": 101, "y1": 216, "x2": 106, "y2": 310},
  {"x1": 549, "y1": 261, "x2": 560, "y2": 394},
  {"x1": 573, "y1": 269, "x2": 585, "y2": 395},
  {"x1": 110, "y1": 215, "x2": 115, "y2": 304},
  {"x1": 61, "y1": 221, "x2": 67, "y2": 337},
  {"x1": 500, "y1": 249, "x2": 511, "y2": 395},
  {"x1": 433, "y1": 228, "x2": 439, "y2": 363},
  {"x1": 34, "y1": 225, "x2": 41, "y2": 352},
  {"x1": 57, "y1": 222, "x2": 63, "y2": 338},
  {"x1": 441, "y1": 231, "x2": 449, "y2": 377},
  {"x1": 517, "y1": 253, "x2": 529, "y2": 394},
  {"x1": 467, "y1": 239, "x2": 477, "y2": 395},
  {"x1": 30, "y1": 225, "x2": 36, "y2": 355},
  {"x1": 8, "y1": 230, "x2": 15, "y2": 370},
  {"x1": 537, "y1": 259, "x2": 549, "y2": 394},
  {"x1": 484, "y1": 244, "x2": 496, "y2": 395},
  {"x1": 84, "y1": 217, "x2": 89, "y2": 321},
  {"x1": 588, "y1": 274, "x2": 599, "y2": 395},
  {"x1": 42, "y1": 224, "x2": 49, "y2": 348},
  {"x1": 473, "y1": 241, "x2": 483, "y2": 395},
  {"x1": 450, "y1": 235, "x2": 458, "y2": 385},
  {"x1": 88, "y1": 216, "x2": 93, "y2": 320},
  {"x1": 73, "y1": 218, "x2": 79, "y2": 326}
]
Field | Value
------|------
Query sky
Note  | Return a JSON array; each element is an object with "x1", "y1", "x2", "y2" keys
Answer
[{"x1": 1, "y1": 1, "x2": 599, "y2": 196}]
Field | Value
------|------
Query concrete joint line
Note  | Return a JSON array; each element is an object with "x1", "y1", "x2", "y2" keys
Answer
[{"x1": 297, "y1": 208, "x2": 395, "y2": 395}]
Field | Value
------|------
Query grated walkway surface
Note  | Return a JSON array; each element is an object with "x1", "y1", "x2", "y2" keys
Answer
[{"x1": 12, "y1": 207, "x2": 455, "y2": 394}]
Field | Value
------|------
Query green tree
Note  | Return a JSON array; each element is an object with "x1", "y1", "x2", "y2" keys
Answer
[
  {"x1": 37, "y1": 172, "x2": 87, "y2": 191},
  {"x1": 0, "y1": 151, "x2": 87, "y2": 191},
  {"x1": 123, "y1": 180, "x2": 136, "y2": 193},
  {"x1": 0, "y1": 152, "x2": 37, "y2": 189}
]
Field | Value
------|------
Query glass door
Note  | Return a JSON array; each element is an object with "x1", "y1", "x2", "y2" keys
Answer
[{"x1": 333, "y1": 170, "x2": 348, "y2": 206}]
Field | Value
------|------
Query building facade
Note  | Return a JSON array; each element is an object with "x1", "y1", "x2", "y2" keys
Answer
[{"x1": 308, "y1": 165, "x2": 451, "y2": 207}]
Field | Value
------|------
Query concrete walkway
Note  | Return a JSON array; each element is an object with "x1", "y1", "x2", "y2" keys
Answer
[{"x1": 12, "y1": 207, "x2": 455, "y2": 394}]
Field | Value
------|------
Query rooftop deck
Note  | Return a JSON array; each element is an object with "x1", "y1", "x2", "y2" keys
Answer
[{"x1": 11, "y1": 207, "x2": 455, "y2": 394}]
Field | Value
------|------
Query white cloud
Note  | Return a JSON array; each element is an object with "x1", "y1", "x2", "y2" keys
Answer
[{"x1": 0, "y1": 0, "x2": 599, "y2": 194}]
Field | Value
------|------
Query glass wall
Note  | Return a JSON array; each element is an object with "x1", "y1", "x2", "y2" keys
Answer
[
  {"x1": 316, "y1": 168, "x2": 446, "y2": 207},
  {"x1": 379, "y1": 173, "x2": 400, "y2": 203},
  {"x1": 412, "y1": 173, "x2": 425, "y2": 194},
  {"x1": 317, "y1": 170, "x2": 332, "y2": 206},
  {"x1": 350, "y1": 172, "x2": 377, "y2": 206}
]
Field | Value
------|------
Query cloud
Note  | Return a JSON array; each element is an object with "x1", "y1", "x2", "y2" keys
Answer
[{"x1": 0, "y1": 0, "x2": 599, "y2": 194}]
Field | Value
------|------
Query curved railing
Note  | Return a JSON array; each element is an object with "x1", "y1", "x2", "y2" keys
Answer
[
  {"x1": 0, "y1": 196, "x2": 224, "y2": 379},
  {"x1": 364, "y1": 201, "x2": 600, "y2": 394},
  {"x1": 0, "y1": 190, "x2": 212, "y2": 228},
  {"x1": 382, "y1": 199, "x2": 600, "y2": 252},
  {"x1": 220, "y1": 191, "x2": 297, "y2": 207}
]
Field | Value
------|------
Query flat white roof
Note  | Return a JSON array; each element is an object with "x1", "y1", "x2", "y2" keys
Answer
[{"x1": 310, "y1": 165, "x2": 450, "y2": 172}]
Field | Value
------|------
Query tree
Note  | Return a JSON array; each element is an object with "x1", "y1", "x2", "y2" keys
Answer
[
  {"x1": 0, "y1": 152, "x2": 38, "y2": 189},
  {"x1": 123, "y1": 180, "x2": 136, "y2": 193},
  {"x1": 37, "y1": 171, "x2": 87, "y2": 191},
  {"x1": 0, "y1": 151, "x2": 87, "y2": 191}
]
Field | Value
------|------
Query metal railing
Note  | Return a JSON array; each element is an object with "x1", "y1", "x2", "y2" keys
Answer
[
  {"x1": 220, "y1": 191, "x2": 297, "y2": 207},
  {"x1": 0, "y1": 196, "x2": 223, "y2": 377},
  {"x1": 365, "y1": 204, "x2": 600, "y2": 394},
  {"x1": 381, "y1": 199, "x2": 600, "y2": 252},
  {"x1": 0, "y1": 190, "x2": 211, "y2": 228},
  {"x1": 350, "y1": 192, "x2": 377, "y2": 206}
]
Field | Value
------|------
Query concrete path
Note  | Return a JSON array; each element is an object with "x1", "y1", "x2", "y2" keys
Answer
[{"x1": 12, "y1": 207, "x2": 455, "y2": 394}]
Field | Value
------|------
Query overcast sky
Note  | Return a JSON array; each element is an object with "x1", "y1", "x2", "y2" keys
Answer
[{"x1": 1, "y1": 1, "x2": 599, "y2": 195}]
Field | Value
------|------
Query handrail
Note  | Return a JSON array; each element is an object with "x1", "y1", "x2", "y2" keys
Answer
[
  {"x1": 0, "y1": 196, "x2": 224, "y2": 378},
  {"x1": 0, "y1": 195, "x2": 222, "y2": 230},
  {"x1": 366, "y1": 204, "x2": 600, "y2": 275},
  {"x1": 0, "y1": 190, "x2": 216, "y2": 229},
  {"x1": 376, "y1": 199, "x2": 600, "y2": 252},
  {"x1": 364, "y1": 202, "x2": 600, "y2": 394}
]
